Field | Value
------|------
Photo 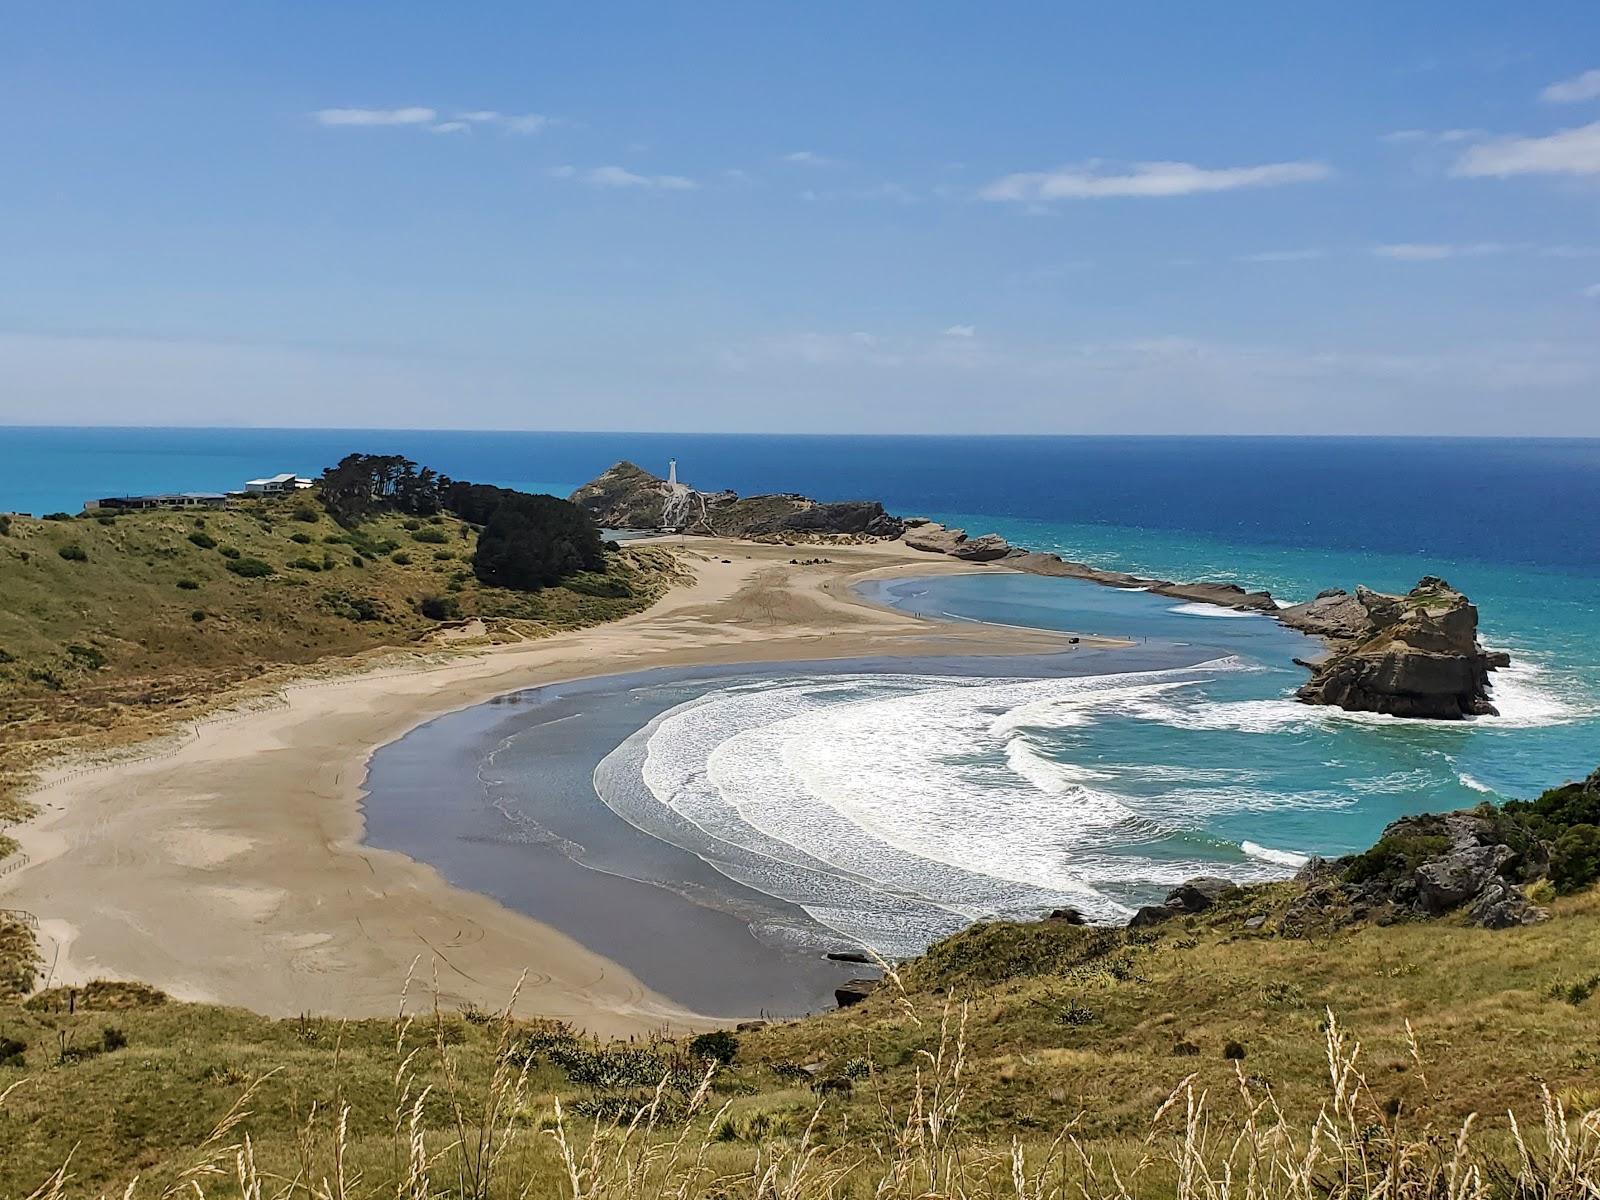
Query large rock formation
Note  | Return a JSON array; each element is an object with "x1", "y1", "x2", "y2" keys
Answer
[
  {"x1": 569, "y1": 462, "x2": 904, "y2": 541},
  {"x1": 1285, "y1": 577, "x2": 1508, "y2": 720}
]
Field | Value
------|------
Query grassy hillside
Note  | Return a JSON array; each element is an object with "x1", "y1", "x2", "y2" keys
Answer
[
  {"x1": 0, "y1": 495, "x2": 677, "y2": 827},
  {"x1": 2, "y1": 882, "x2": 1597, "y2": 1197}
]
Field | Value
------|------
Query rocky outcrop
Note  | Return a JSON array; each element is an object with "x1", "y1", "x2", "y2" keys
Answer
[
  {"x1": 569, "y1": 463, "x2": 904, "y2": 541},
  {"x1": 1282, "y1": 807, "x2": 1553, "y2": 934},
  {"x1": 1290, "y1": 578, "x2": 1506, "y2": 720},
  {"x1": 1002, "y1": 551, "x2": 1278, "y2": 613},
  {"x1": 834, "y1": 978, "x2": 880, "y2": 1007},
  {"x1": 1128, "y1": 875, "x2": 1243, "y2": 927}
]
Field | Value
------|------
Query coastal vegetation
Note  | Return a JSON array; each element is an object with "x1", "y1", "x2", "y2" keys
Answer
[
  {"x1": 2, "y1": 843, "x2": 1598, "y2": 1196},
  {"x1": 0, "y1": 476, "x2": 678, "y2": 865}
]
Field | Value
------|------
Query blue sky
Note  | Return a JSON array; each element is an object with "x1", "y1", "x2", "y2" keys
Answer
[{"x1": 2, "y1": 3, "x2": 1599, "y2": 434}]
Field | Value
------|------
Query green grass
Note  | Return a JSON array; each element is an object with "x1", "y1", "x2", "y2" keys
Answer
[
  {"x1": 3, "y1": 886, "x2": 1599, "y2": 1196},
  {"x1": 0, "y1": 497, "x2": 678, "y2": 863}
]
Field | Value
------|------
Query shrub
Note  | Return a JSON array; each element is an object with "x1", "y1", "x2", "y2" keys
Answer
[
  {"x1": 289, "y1": 532, "x2": 312, "y2": 544},
  {"x1": 96, "y1": 515, "x2": 116, "y2": 526},
  {"x1": 292, "y1": 504, "x2": 319, "y2": 523},
  {"x1": 0, "y1": 514, "x2": 10, "y2": 536},
  {"x1": 403, "y1": 519, "x2": 422, "y2": 531},
  {"x1": 411, "y1": 527, "x2": 448, "y2": 544},
  {"x1": 286, "y1": 557, "x2": 322, "y2": 572},
  {"x1": 1550, "y1": 824, "x2": 1600, "y2": 895},
  {"x1": 43, "y1": 512, "x2": 73, "y2": 521},
  {"x1": 57, "y1": 543, "x2": 88, "y2": 562},
  {"x1": 66, "y1": 643, "x2": 106, "y2": 669},
  {"x1": 473, "y1": 494, "x2": 605, "y2": 591},
  {"x1": 690, "y1": 1029, "x2": 739, "y2": 1065},
  {"x1": 102, "y1": 1027, "x2": 128, "y2": 1052},
  {"x1": 220, "y1": 546, "x2": 241, "y2": 559},
  {"x1": 187, "y1": 531, "x2": 217, "y2": 549},
  {"x1": 0, "y1": 1035, "x2": 23, "y2": 1067},
  {"x1": 418, "y1": 594, "x2": 460, "y2": 621},
  {"x1": 321, "y1": 591, "x2": 385, "y2": 622},
  {"x1": 191, "y1": 610, "x2": 206, "y2": 622},
  {"x1": 226, "y1": 557, "x2": 274, "y2": 578},
  {"x1": 176, "y1": 578, "x2": 201, "y2": 590},
  {"x1": 565, "y1": 572, "x2": 631, "y2": 599},
  {"x1": 432, "y1": 550, "x2": 454, "y2": 561},
  {"x1": 391, "y1": 551, "x2": 412, "y2": 566}
]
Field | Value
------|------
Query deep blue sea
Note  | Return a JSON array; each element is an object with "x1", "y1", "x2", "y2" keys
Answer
[{"x1": 4, "y1": 427, "x2": 1597, "y2": 950}]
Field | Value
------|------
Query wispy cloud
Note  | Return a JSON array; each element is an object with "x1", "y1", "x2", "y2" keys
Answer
[
  {"x1": 314, "y1": 106, "x2": 437, "y2": 127},
  {"x1": 980, "y1": 159, "x2": 1331, "y2": 203},
  {"x1": 1372, "y1": 242, "x2": 1509, "y2": 260},
  {"x1": 1452, "y1": 121, "x2": 1600, "y2": 177},
  {"x1": 1238, "y1": 248, "x2": 1326, "y2": 263},
  {"x1": 313, "y1": 107, "x2": 552, "y2": 135},
  {"x1": 784, "y1": 150, "x2": 835, "y2": 167},
  {"x1": 547, "y1": 165, "x2": 698, "y2": 190},
  {"x1": 1380, "y1": 128, "x2": 1484, "y2": 145},
  {"x1": 943, "y1": 325, "x2": 976, "y2": 338},
  {"x1": 1542, "y1": 68, "x2": 1600, "y2": 104},
  {"x1": 458, "y1": 111, "x2": 551, "y2": 134}
]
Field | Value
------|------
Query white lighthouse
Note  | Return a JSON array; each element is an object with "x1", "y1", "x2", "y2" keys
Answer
[{"x1": 667, "y1": 458, "x2": 678, "y2": 488}]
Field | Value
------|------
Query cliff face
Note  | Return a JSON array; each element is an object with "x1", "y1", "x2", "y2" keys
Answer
[
  {"x1": 569, "y1": 462, "x2": 904, "y2": 540},
  {"x1": 1284, "y1": 577, "x2": 1508, "y2": 720}
]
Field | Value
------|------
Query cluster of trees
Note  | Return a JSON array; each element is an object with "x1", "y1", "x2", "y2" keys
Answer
[
  {"x1": 319, "y1": 455, "x2": 449, "y2": 524},
  {"x1": 315, "y1": 454, "x2": 606, "y2": 592}
]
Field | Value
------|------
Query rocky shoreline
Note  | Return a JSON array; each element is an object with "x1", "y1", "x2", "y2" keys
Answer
[{"x1": 570, "y1": 461, "x2": 1508, "y2": 720}]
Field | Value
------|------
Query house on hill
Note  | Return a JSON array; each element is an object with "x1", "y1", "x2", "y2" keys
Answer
[
  {"x1": 88, "y1": 492, "x2": 229, "y2": 511},
  {"x1": 243, "y1": 473, "x2": 313, "y2": 495}
]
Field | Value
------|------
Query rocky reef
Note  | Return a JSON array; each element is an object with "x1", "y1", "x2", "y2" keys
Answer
[
  {"x1": 1282, "y1": 577, "x2": 1509, "y2": 720},
  {"x1": 569, "y1": 462, "x2": 903, "y2": 540}
]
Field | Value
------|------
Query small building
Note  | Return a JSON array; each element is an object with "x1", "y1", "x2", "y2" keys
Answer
[
  {"x1": 88, "y1": 492, "x2": 230, "y2": 511},
  {"x1": 243, "y1": 473, "x2": 314, "y2": 495}
]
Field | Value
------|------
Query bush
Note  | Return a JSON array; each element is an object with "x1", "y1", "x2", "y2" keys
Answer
[
  {"x1": 220, "y1": 546, "x2": 241, "y2": 559},
  {"x1": 95, "y1": 515, "x2": 116, "y2": 526},
  {"x1": 321, "y1": 591, "x2": 385, "y2": 622},
  {"x1": 176, "y1": 578, "x2": 201, "y2": 590},
  {"x1": 191, "y1": 610, "x2": 206, "y2": 622},
  {"x1": 43, "y1": 512, "x2": 73, "y2": 521},
  {"x1": 289, "y1": 532, "x2": 312, "y2": 545},
  {"x1": 690, "y1": 1030, "x2": 739, "y2": 1065},
  {"x1": 1550, "y1": 824, "x2": 1600, "y2": 895},
  {"x1": 286, "y1": 557, "x2": 322, "y2": 572},
  {"x1": 418, "y1": 594, "x2": 460, "y2": 621},
  {"x1": 57, "y1": 543, "x2": 88, "y2": 562},
  {"x1": 226, "y1": 557, "x2": 274, "y2": 578},
  {"x1": 403, "y1": 519, "x2": 422, "y2": 531},
  {"x1": 292, "y1": 504, "x2": 319, "y2": 523},
  {"x1": 0, "y1": 514, "x2": 10, "y2": 536},
  {"x1": 473, "y1": 494, "x2": 605, "y2": 591},
  {"x1": 102, "y1": 1027, "x2": 128, "y2": 1053},
  {"x1": 411, "y1": 527, "x2": 448, "y2": 544},
  {"x1": 187, "y1": 531, "x2": 217, "y2": 549},
  {"x1": 565, "y1": 572, "x2": 631, "y2": 599},
  {"x1": 390, "y1": 551, "x2": 412, "y2": 566},
  {"x1": 432, "y1": 550, "x2": 454, "y2": 561}
]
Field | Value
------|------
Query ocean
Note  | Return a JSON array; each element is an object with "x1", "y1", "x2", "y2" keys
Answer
[{"x1": 5, "y1": 427, "x2": 1597, "y2": 1004}]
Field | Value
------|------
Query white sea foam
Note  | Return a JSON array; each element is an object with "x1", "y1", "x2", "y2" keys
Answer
[
  {"x1": 1168, "y1": 602, "x2": 1260, "y2": 618},
  {"x1": 1458, "y1": 773, "x2": 1496, "y2": 795},
  {"x1": 1242, "y1": 840, "x2": 1311, "y2": 868}
]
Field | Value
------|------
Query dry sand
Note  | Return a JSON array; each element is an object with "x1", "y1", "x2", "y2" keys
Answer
[{"x1": 1, "y1": 539, "x2": 1112, "y2": 1033}]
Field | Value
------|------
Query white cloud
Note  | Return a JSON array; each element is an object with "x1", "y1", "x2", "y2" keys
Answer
[
  {"x1": 980, "y1": 159, "x2": 1332, "y2": 203},
  {"x1": 1239, "y1": 249, "x2": 1326, "y2": 263},
  {"x1": 1372, "y1": 242, "x2": 1508, "y2": 260},
  {"x1": 493, "y1": 112, "x2": 551, "y2": 134},
  {"x1": 1543, "y1": 69, "x2": 1600, "y2": 104},
  {"x1": 547, "y1": 164, "x2": 698, "y2": 190},
  {"x1": 314, "y1": 106, "x2": 437, "y2": 127},
  {"x1": 313, "y1": 107, "x2": 551, "y2": 134},
  {"x1": 943, "y1": 325, "x2": 976, "y2": 338},
  {"x1": 1452, "y1": 121, "x2": 1600, "y2": 177},
  {"x1": 784, "y1": 151, "x2": 835, "y2": 167},
  {"x1": 1584, "y1": 283, "x2": 1600, "y2": 298}
]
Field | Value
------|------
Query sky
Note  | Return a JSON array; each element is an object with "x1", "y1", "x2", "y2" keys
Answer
[{"x1": 2, "y1": 3, "x2": 1599, "y2": 435}]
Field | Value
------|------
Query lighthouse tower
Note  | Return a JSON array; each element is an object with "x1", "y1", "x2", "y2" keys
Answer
[{"x1": 667, "y1": 458, "x2": 678, "y2": 488}]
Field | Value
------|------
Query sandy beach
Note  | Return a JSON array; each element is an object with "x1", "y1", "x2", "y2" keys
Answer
[{"x1": 1, "y1": 538, "x2": 1110, "y2": 1034}]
